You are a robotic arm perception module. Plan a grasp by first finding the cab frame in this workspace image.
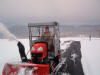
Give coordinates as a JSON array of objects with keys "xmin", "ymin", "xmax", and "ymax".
[{"xmin": 28, "ymin": 22, "xmax": 60, "ymax": 57}]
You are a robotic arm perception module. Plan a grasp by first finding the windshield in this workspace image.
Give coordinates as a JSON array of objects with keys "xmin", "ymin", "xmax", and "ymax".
[{"xmin": 30, "ymin": 27, "xmax": 54, "ymax": 40}]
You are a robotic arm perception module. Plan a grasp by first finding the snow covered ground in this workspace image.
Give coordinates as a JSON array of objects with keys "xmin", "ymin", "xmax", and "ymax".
[{"xmin": 0, "ymin": 37, "xmax": 100, "ymax": 75}]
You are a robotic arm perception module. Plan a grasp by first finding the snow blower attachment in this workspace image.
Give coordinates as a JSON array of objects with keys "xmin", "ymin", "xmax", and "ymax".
[{"xmin": 2, "ymin": 22, "xmax": 61, "ymax": 75}]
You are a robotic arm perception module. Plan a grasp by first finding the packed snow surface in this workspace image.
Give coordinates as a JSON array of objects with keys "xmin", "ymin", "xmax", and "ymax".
[{"xmin": 0, "ymin": 37, "xmax": 100, "ymax": 75}]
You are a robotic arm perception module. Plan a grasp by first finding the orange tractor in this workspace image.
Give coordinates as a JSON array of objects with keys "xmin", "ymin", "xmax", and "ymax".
[{"xmin": 2, "ymin": 22, "xmax": 62, "ymax": 75}]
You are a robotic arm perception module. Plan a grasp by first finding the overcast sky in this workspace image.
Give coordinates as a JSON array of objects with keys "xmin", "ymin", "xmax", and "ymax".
[{"xmin": 0, "ymin": 0, "xmax": 100, "ymax": 26}]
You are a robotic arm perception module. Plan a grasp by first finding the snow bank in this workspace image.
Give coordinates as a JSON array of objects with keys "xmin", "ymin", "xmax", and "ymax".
[{"xmin": 61, "ymin": 37, "xmax": 100, "ymax": 75}]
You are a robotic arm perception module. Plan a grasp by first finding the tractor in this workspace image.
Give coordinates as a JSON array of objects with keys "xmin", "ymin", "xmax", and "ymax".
[{"xmin": 2, "ymin": 22, "xmax": 62, "ymax": 75}]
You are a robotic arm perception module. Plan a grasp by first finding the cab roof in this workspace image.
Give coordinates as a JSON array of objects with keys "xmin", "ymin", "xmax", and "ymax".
[{"xmin": 28, "ymin": 22, "xmax": 58, "ymax": 27}]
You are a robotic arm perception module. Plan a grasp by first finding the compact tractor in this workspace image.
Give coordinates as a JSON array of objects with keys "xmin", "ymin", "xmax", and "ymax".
[{"xmin": 2, "ymin": 22, "xmax": 63, "ymax": 75}]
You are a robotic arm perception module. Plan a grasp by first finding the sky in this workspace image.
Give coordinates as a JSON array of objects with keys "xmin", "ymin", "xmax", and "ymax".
[{"xmin": 0, "ymin": 0, "xmax": 100, "ymax": 26}]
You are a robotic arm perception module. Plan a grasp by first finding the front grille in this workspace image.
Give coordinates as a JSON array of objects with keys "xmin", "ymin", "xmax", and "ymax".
[{"xmin": 31, "ymin": 53, "xmax": 43, "ymax": 57}]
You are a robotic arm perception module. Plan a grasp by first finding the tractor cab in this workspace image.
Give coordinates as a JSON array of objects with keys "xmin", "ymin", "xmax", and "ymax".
[{"xmin": 28, "ymin": 22, "xmax": 61, "ymax": 64}]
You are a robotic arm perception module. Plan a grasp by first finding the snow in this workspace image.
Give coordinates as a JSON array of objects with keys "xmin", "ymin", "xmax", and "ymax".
[
  {"xmin": 0, "ymin": 39, "xmax": 30, "ymax": 74},
  {"xmin": 81, "ymin": 38, "xmax": 100, "ymax": 75},
  {"xmin": 0, "ymin": 37, "xmax": 100, "ymax": 75}
]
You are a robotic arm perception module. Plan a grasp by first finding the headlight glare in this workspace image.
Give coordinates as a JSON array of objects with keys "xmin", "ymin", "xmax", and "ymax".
[
  {"xmin": 37, "ymin": 47, "xmax": 43, "ymax": 51},
  {"xmin": 31, "ymin": 47, "xmax": 35, "ymax": 51}
]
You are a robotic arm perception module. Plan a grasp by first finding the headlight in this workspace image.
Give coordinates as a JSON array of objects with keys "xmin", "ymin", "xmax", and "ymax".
[
  {"xmin": 37, "ymin": 47, "xmax": 43, "ymax": 51},
  {"xmin": 31, "ymin": 47, "xmax": 35, "ymax": 51}
]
